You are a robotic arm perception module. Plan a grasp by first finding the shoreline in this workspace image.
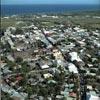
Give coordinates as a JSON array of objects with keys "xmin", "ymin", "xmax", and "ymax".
[{"xmin": 1, "ymin": 10, "xmax": 100, "ymax": 17}]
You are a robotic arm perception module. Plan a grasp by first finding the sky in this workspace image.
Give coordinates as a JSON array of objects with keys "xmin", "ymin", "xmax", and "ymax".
[{"xmin": 1, "ymin": 0, "xmax": 100, "ymax": 5}]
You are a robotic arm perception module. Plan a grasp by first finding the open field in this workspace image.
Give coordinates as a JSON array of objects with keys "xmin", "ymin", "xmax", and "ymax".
[{"xmin": 1, "ymin": 11, "xmax": 100, "ymax": 30}]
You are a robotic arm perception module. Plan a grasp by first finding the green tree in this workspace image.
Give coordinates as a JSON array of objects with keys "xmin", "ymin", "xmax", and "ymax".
[
  {"xmin": 15, "ymin": 57, "xmax": 23, "ymax": 64},
  {"xmin": 15, "ymin": 28, "xmax": 24, "ymax": 34},
  {"xmin": 25, "ymin": 85, "xmax": 33, "ymax": 98},
  {"xmin": 20, "ymin": 61, "xmax": 30, "ymax": 74},
  {"xmin": 38, "ymin": 86, "xmax": 48, "ymax": 98}
]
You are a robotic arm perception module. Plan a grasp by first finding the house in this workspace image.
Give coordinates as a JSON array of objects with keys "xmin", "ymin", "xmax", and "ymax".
[
  {"xmin": 86, "ymin": 72, "xmax": 96, "ymax": 76},
  {"xmin": 16, "ymin": 76, "xmax": 23, "ymax": 81},
  {"xmin": 38, "ymin": 96, "xmax": 44, "ymax": 100},
  {"xmin": 87, "ymin": 91, "xmax": 100, "ymax": 100},
  {"xmin": 87, "ymin": 64, "xmax": 93, "ymax": 68},
  {"xmin": 93, "ymin": 40, "xmax": 100, "ymax": 48},
  {"xmin": 5, "ymin": 36, "xmax": 15, "ymax": 49},
  {"xmin": 56, "ymin": 95, "xmax": 64, "ymax": 99},
  {"xmin": 68, "ymin": 63, "xmax": 78, "ymax": 74},
  {"xmin": 40, "ymin": 64, "xmax": 49, "ymax": 69},
  {"xmin": 53, "ymin": 49, "xmax": 63, "ymax": 60},
  {"xmin": 88, "ymin": 95, "xmax": 100, "ymax": 100},
  {"xmin": 48, "ymin": 37, "xmax": 56, "ymax": 44},
  {"xmin": 43, "ymin": 73, "xmax": 53, "ymax": 79},
  {"xmin": 69, "ymin": 52, "xmax": 82, "ymax": 62},
  {"xmin": 87, "ymin": 85, "xmax": 93, "ymax": 90},
  {"xmin": 73, "ymin": 27, "xmax": 80, "ymax": 32},
  {"xmin": 2, "ymin": 69, "xmax": 12, "ymax": 75},
  {"xmin": 7, "ymin": 55, "xmax": 15, "ymax": 62},
  {"xmin": 76, "ymin": 41, "xmax": 86, "ymax": 47},
  {"xmin": 47, "ymin": 80, "xmax": 57, "ymax": 84},
  {"xmin": 57, "ymin": 59, "xmax": 64, "ymax": 67},
  {"xmin": 69, "ymin": 92, "xmax": 77, "ymax": 98},
  {"xmin": 93, "ymin": 31, "xmax": 99, "ymax": 37}
]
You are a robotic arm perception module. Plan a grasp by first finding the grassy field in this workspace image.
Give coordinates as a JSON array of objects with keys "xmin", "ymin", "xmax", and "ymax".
[
  {"xmin": 1, "ymin": 11, "xmax": 100, "ymax": 30},
  {"xmin": 1, "ymin": 18, "xmax": 17, "ymax": 29},
  {"xmin": 1, "ymin": 17, "xmax": 27, "ymax": 30},
  {"xmin": 69, "ymin": 16, "xmax": 100, "ymax": 29}
]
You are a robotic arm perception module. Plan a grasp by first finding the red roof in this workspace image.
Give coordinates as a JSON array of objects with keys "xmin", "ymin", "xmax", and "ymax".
[
  {"xmin": 16, "ymin": 76, "xmax": 23, "ymax": 81},
  {"xmin": 69, "ymin": 92, "xmax": 77, "ymax": 98}
]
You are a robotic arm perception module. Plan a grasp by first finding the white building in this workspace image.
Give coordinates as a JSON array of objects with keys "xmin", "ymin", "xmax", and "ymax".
[
  {"xmin": 68, "ymin": 63, "xmax": 78, "ymax": 74},
  {"xmin": 40, "ymin": 64, "xmax": 49, "ymax": 69},
  {"xmin": 69, "ymin": 52, "xmax": 82, "ymax": 62}
]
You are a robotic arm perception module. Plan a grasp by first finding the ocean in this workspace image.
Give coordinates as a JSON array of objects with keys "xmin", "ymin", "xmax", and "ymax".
[{"xmin": 1, "ymin": 4, "xmax": 100, "ymax": 16}]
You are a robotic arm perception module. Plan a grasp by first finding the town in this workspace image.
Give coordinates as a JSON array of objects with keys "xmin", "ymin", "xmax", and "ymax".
[{"xmin": 1, "ymin": 13, "xmax": 100, "ymax": 100}]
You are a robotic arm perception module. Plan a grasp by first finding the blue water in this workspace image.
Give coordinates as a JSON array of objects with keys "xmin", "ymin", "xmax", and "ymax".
[{"xmin": 1, "ymin": 4, "xmax": 100, "ymax": 16}]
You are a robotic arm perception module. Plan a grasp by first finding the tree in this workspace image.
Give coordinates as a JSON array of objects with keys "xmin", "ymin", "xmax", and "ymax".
[
  {"xmin": 38, "ymin": 86, "xmax": 48, "ymax": 98},
  {"xmin": 50, "ymin": 54, "xmax": 55, "ymax": 60},
  {"xmin": 25, "ymin": 85, "xmax": 33, "ymax": 98},
  {"xmin": 4, "ymin": 42, "xmax": 12, "ymax": 53},
  {"xmin": 15, "ymin": 57, "xmax": 23, "ymax": 64},
  {"xmin": 15, "ymin": 28, "xmax": 24, "ymax": 34},
  {"xmin": 7, "ymin": 61, "xmax": 16, "ymax": 71},
  {"xmin": 1, "ymin": 91, "xmax": 13, "ymax": 100},
  {"xmin": 21, "ymin": 61, "xmax": 30, "ymax": 73}
]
